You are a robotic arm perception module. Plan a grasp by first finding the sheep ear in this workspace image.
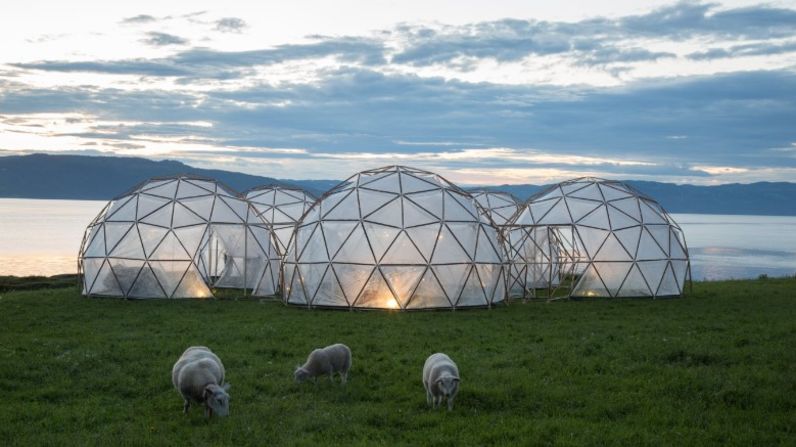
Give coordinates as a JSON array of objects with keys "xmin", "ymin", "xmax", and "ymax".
[
  {"xmin": 202, "ymin": 387, "xmax": 212, "ymax": 400},
  {"xmin": 223, "ymin": 383, "xmax": 231, "ymax": 392},
  {"xmin": 453, "ymin": 377, "xmax": 460, "ymax": 383}
]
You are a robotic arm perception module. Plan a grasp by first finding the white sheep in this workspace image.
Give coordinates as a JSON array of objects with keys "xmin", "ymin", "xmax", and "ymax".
[
  {"xmin": 422, "ymin": 353, "xmax": 460, "ymax": 411},
  {"xmin": 294, "ymin": 343, "xmax": 352, "ymax": 384},
  {"xmin": 171, "ymin": 346, "xmax": 231, "ymax": 418}
]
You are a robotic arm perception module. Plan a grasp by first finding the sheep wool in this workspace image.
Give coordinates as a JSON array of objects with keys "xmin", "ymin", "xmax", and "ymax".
[
  {"xmin": 294, "ymin": 343, "xmax": 352, "ymax": 384},
  {"xmin": 422, "ymin": 353, "xmax": 460, "ymax": 411},
  {"xmin": 172, "ymin": 346, "xmax": 231, "ymax": 418}
]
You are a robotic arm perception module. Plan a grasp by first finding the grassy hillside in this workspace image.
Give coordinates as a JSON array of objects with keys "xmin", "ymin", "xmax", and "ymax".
[{"xmin": 0, "ymin": 279, "xmax": 794, "ymax": 446}]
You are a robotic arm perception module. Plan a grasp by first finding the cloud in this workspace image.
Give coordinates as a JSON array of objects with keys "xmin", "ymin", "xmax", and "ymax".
[
  {"xmin": 391, "ymin": 2, "xmax": 796, "ymax": 67},
  {"xmin": 25, "ymin": 33, "xmax": 67, "ymax": 44},
  {"xmin": 13, "ymin": 36, "xmax": 386, "ymax": 78},
  {"xmin": 215, "ymin": 17, "xmax": 247, "ymax": 33},
  {"xmin": 620, "ymin": 2, "xmax": 796, "ymax": 39},
  {"xmin": 12, "ymin": 60, "xmax": 192, "ymax": 77},
  {"xmin": 3, "ymin": 67, "xmax": 794, "ymax": 178},
  {"xmin": 688, "ymin": 40, "xmax": 796, "ymax": 60},
  {"xmin": 3, "ymin": 2, "xmax": 796, "ymax": 183},
  {"xmin": 183, "ymin": 11, "xmax": 207, "ymax": 19},
  {"xmin": 142, "ymin": 32, "xmax": 189, "ymax": 47},
  {"xmin": 172, "ymin": 37, "xmax": 386, "ymax": 66},
  {"xmin": 11, "ymin": 2, "xmax": 796, "ymax": 85},
  {"xmin": 121, "ymin": 14, "xmax": 157, "ymax": 25}
]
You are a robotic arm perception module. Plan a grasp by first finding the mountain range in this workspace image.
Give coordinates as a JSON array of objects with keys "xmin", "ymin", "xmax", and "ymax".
[
  {"xmin": 1, "ymin": 153, "xmax": 794, "ymax": 216},
  {"xmin": 0, "ymin": 153, "xmax": 338, "ymax": 199}
]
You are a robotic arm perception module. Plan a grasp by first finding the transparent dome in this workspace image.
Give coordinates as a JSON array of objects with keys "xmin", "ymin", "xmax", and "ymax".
[
  {"xmin": 470, "ymin": 190, "xmax": 520, "ymax": 226},
  {"xmin": 245, "ymin": 186, "xmax": 316, "ymax": 256},
  {"xmin": 283, "ymin": 166, "xmax": 506, "ymax": 310},
  {"xmin": 505, "ymin": 177, "xmax": 690, "ymax": 298},
  {"xmin": 79, "ymin": 176, "xmax": 280, "ymax": 298}
]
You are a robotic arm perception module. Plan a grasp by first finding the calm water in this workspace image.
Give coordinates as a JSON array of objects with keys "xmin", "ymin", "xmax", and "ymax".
[
  {"xmin": 671, "ymin": 213, "xmax": 796, "ymax": 280},
  {"xmin": 0, "ymin": 199, "xmax": 794, "ymax": 279},
  {"xmin": 0, "ymin": 198, "xmax": 106, "ymax": 277}
]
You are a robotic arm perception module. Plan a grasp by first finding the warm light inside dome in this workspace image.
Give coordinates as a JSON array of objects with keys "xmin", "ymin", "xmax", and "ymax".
[
  {"xmin": 385, "ymin": 296, "xmax": 400, "ymax": 309},
  {"xmin": 194, "ymin": 286, "xmax": 212, "ymax": 298}
]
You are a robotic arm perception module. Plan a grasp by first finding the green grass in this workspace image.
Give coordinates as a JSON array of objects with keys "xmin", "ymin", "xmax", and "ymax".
[
  {"xmin": 0, "ymin": 274, "xmax": 78, "ymax": 292},
  {"xmin": 0, "ymin": 279, "xmax": 794, "ymax": 446}
]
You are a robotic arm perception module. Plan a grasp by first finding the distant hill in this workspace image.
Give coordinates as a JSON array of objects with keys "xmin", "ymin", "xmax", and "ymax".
[
  {"xmin": 1, "ymin": 153, "xmax": 794, "ymax": 216},
  {"xmin": 0, "ymin": 153, "xmax": 333, "ymax": 199}
]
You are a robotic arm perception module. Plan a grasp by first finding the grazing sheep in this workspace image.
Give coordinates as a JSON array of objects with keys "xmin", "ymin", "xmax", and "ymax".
[
  {"xmin": 172, "ymin": 346, "xmax": 231, "ymax": 418},
  {"xmin": 294, "ymin": 343, "xmax": 352, "ymax": 384},
  {"xmin": 422, "ymin": 353, "xmax": 460, "ymax": 411}
]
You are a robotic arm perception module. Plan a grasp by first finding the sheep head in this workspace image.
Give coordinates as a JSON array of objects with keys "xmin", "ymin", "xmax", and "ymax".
[
  {"xmin": 294, "ymin": 366, "xmax": 311, "ymax": 383},
  {"xmin": 436, "ymin": 374, "xmax": 460, "ymax": 397},
  {"xmin": 203, "ymin": 383, "xmax": 231, "ymax": 417}
]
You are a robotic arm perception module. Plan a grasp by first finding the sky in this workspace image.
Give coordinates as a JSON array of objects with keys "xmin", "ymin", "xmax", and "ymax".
[{"xmin": 1, "ymin": 0, "xmax": 795, "ymax": 185}]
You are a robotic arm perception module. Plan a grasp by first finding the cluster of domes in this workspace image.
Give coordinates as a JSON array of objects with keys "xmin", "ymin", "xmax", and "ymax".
[{"xmin": 79, "ymin": 169, "xmax": 690, "ymax": 307}]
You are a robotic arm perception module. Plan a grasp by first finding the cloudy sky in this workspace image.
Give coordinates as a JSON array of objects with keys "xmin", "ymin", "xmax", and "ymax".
[{"xmin": 1, "ymin": 0, "xmax": 795, "ymax": 185}]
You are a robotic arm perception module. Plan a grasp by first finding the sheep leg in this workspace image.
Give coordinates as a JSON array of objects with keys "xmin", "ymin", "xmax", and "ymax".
[
  {"xmin": 205, "ymin": 406, "xmax": 213, "ymax": 418},
  {"xmin": 183, "ymin": 400, "xmax": 190, "ymax": 414}
]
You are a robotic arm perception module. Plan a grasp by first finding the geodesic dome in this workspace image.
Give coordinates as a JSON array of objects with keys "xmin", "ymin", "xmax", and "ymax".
[
  {"xmin": 505, "ymin": 177, "xmax": 690, "ymax": 299},
  {"xmin": 470, "ymin": 190, "xmax": 520, "ymax": 226},
  {"xmin": 283, "ymin": 166, "xmax": 506, "ymax": 310},
  {"xmin": 245, "ymin": 185, "xmax": 316, "ymax": 256},
  {"xmin": 79, "ymin": 176, "xmax": 280, "ymax": 298}
]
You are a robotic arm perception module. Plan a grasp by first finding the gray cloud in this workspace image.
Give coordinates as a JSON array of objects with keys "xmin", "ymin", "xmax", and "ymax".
[
  {"xmin": 3, "ymin": 68, "xmax": 794, "ymax": 177},
  {"xmin": 215, "ymin": 17, "xmax": 247, "ymax": 33},
  {"xmin": 121, "ymin": 14, "xmax": 157, "ymax": 25},
  {"xmin": 183, "ymin": 11, "xmax": 207, "ymax": 19},
  {"xmin": 620, "ymin": 2, "xmax": 796, "ymax": 39},
  {"xmin": 12, "ymin": 60, "xmax": 191, "ymax": 77},
  {"xmin": 391, "ymin": 2, "xmax": 796, "ymax": 66},
  {"xmin": 577, "ymin": 47, "xmax": 676, "ymax": 66},
  {"xmin": 13, "ymin": 36, "xmax": 386, "ymax": 78},
  {"xmin": 174, "ymin": 37, "xmax": 386, "ymax": 66},
  {"xmin": 688, "ymin": 40, "xmax": 796, "ymax": 60},
  {"xmin": 142, "ymin": 32, "xmax": 189, "ymax": 47}
]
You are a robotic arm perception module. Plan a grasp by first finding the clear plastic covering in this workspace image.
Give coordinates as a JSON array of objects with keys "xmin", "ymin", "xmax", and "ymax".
[
  {"xmin": 470, "ymin": 191, "xmax": 520, "ymax": 226},
  {"xmin": 283, "ymin": 166, "xmax": 506, "ymax": 310},
  {"xmin": 505, "ymin": 177, "xmax": 690, "ymax": 298},
  {"xmin": 245, "ymin": 186, "xmax": 315, "ymax": 256},
  {"xmin": 78, "ymin": 176, "xmax": 280, "ymax": 299}
]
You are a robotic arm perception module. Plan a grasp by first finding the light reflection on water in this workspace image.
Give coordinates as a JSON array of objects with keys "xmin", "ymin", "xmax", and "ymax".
[{"xmin": 0, "ymin": 201, "xmax": 794, "ymax": 280}]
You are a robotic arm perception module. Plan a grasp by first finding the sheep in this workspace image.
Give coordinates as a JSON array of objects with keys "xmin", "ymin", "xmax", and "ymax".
[
  {"xmin": 422, "ymin": 353, "xmax": 460, "ymax": 411},
  {"xmin": 294, "ymin": 343, "xmax": 352, "ymax": 384},
  {"xmin": 171, "ymin": 346, "xmax": 231, "ymax": 418}
]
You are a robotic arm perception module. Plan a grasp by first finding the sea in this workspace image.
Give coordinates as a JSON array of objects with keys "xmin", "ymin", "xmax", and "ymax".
[{"xmin": 0, "ymin": 198, "xmax": 795, "ymax": 280}]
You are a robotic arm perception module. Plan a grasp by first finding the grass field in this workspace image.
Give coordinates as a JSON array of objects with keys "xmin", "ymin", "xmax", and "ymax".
[{"xmin": 0, "ymin": 278, "xmax": 794, "ymax": 446}]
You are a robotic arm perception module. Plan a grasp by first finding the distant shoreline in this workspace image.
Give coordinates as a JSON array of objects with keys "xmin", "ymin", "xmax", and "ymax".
[
  {"xmin": 2, "ymin": 154, "xmax": 796, "ymax": 216},
  {"xmin": 2, "ymin": 196, "xmax": 796, "ymax": 218}
]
